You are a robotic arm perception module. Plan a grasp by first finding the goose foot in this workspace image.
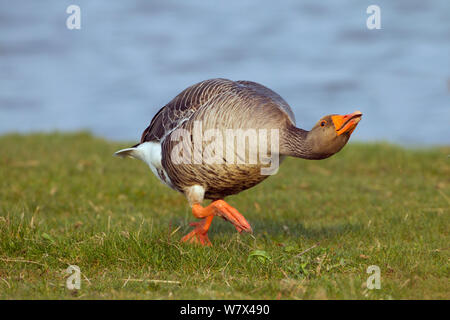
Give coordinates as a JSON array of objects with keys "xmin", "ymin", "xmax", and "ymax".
[
  {"xmin": 181, "ymin": 216, "xmax": 213, "ymax": 246},
  {"xmin": 211, "ymin": 200, "xmax": 253, "ymax": 234},
  {"xmin": 181, "ymin": 200, "xmax": 252, "ymax": 246}
]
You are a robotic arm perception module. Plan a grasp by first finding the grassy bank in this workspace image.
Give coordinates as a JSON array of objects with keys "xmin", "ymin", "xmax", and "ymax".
[{"xmin": 0, "ymin": 132, "xmax": 448, "ymax": 299}]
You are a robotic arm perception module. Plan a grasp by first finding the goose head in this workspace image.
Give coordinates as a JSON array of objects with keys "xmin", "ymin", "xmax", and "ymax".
[{"xmin": 306, "ymin": 110, "xmax": 362, "ymax": 159}]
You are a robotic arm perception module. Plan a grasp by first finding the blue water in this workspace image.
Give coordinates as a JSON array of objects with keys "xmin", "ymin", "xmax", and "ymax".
[{"xmin": 0, "ymin": 0, "xmax": 449, "ymax": 145}]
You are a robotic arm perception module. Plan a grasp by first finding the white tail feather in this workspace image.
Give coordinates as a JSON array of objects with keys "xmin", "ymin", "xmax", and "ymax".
[
  {"xmin": 114, "ymin": 142, "xmax": 171, "ymax": 187},
  {"xmin": 114, "ymin": 147, "xmax": 143, "ymax": 160},
  {"xmin": 114, "ymin": 142, "xmax": 161, "ymax": 165}
]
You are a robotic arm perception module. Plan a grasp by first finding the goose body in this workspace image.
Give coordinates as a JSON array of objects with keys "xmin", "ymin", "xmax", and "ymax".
[{"xmin": 116, "ymin": 78, "xmax": 362, "ymax": 245}]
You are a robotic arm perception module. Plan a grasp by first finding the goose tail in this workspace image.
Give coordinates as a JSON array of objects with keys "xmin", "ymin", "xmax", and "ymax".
[{"xmin": 114, "ymin": 144, "xmax": 144, "ymax": 161}]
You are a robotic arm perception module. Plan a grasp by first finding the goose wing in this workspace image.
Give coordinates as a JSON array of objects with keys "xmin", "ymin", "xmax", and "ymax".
[
  {"xmin": 235, "ymin": 80, "xmax": 296, "ymax": 125},
  {"xmin": 139, "ymin": 78, "xmax": 295, "ymax": 143},
  {"xmin": 139, "ymin": 78, "xmax": 236, "ymax": 143}
]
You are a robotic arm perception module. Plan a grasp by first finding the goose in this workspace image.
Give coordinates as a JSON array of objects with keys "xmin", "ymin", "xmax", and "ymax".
[{"xmin": 115, "ymin": 78, "xmax": 362, "ymax": 246}]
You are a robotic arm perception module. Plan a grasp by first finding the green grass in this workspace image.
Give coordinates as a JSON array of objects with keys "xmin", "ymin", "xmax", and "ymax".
[{"xmin": 0, "ymin": 132, "xmax": 448, "ymax": 299}]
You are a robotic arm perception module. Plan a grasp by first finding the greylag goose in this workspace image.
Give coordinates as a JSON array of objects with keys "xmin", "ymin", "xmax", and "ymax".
[{"xmin": 115, "ymin": 78, "xmax": 362, "ymax": 245}]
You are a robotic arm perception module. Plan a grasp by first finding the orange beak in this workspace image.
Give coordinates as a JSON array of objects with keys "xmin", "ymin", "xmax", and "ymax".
[{"xmin": 331, "ymin": 111, "xmax": 362, "ymax": 136}]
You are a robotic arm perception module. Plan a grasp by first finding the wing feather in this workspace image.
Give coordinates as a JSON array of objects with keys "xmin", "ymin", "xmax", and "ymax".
[{"xmin": 139, "ymin": 78, "xmax": 295, "ymax": 143}]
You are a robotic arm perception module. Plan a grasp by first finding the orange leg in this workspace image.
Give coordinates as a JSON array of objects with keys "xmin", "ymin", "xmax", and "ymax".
[{"xmin": 181, "ymin": 200, "xmax": 252, "ymax": 246}]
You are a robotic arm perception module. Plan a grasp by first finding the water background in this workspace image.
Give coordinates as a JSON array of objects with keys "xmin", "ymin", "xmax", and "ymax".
[{"xmin": 1, "ymin": 0, "xmax": 449, "ymax": 145}]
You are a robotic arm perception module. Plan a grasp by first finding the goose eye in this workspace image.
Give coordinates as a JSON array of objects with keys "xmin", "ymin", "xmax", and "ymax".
[{"xmin": 320, "ymin": 120, "xmax": 327, "ymax": 127}]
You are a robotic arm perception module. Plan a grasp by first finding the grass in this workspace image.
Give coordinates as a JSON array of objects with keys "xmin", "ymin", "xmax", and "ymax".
[{"xmin": 0, "ymin": 132, "xmax": 448, "ymax": 299}]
